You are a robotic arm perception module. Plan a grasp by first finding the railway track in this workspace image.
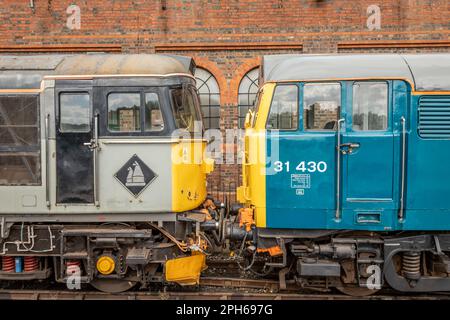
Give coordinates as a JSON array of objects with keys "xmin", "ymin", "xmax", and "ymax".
[
  {"xmin": 0, "ymin": 276, "xmax": 449, "ymax": 300},
  {"xmin": 0, "ymin": 288, "xmax": 448, "ymax": 300}
]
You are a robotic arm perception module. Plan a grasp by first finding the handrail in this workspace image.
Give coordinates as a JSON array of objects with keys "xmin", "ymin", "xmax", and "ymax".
[
  {"xmin": 93, "ymin": 114, "xmax": 100, "ymax": 207},
  {"xmin": 335, "ymin": 118, "xmax": 345, "ymax": 221},
  {"xmin": 45, "ymin": 114, "xmax": 50, "ymax": 208},
  {"xmin": 399, "ymin": 116, "xmax": 406, "ymax": 221}
]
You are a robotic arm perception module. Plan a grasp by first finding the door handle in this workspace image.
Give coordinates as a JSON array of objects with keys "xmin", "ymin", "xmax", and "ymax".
[
  {"xmin": 339, "ymin": 142, "xmax": 360, "ymax": 154},
  {"xmin": 83, "ymin": 139, "xmax": 98, "ymax": 151}
]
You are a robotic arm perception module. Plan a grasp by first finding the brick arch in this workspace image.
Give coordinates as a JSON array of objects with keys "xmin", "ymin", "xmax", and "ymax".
[
  {"xmin": 229, "ymin": 57, "xmax": 261, "ymax": 105},
  {"xmin": 192, "ymin": 56, "xmax": 228, "ymax": 106}
]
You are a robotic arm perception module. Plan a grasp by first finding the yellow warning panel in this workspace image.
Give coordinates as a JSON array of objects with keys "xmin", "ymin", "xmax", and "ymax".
[{"xmin": 165, "ymin": 253, "xmax": 206, "ymax": 286}]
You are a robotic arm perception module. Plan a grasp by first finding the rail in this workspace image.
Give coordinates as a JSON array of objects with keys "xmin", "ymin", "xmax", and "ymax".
[{"xmin": 0, "ymin": 280, "xmax": 449, "ymax": 300}]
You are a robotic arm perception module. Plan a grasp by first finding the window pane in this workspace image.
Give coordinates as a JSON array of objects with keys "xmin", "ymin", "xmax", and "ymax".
[
  {"xmin": 199, "ymin": 94, "xmax": 210, "ymax": 107},
  {"xmin": 0, "ymin": 127, "xmax": 38, "ymax": 146},
  {"xmin": 0, "ymin": 154, "xmax": 40, "ymax": 185},
  {"xmin": 0, "ymin": 95, "xmax": 41, "ymax": 185},
  {"xmin": 195, "ymin": 68, "xmax": 220, "ymax": 129},
  {"xmin": 60, "ymin": 93, "xmax": 90, "ymax": 132},
  {"xmin": 210, "ymin": 94, "xmax": 220, "ymax": 107},
  {"xmin": 238, "ymin": 68, "xmax": 259, "ymax": 128},
  {"xmin": 171, "ymin": 87, "xmax": 201, "ymax": 133},
  {"xmin": 0, "ymin": 95, "xmax": 39, "ymax": 146},
  {"xmin": 353, "ymin": 82, "xmax": 388, "ymax": 131},
  {"xmin": 195, "ymin": 68, "xmax": 219, "ymax": 94},
  {"xmin": 0, "ymin": 97, "xmax": 37, "ymax": 126},
  {"xmin": 239, "ymin": 92, "xmax": 257, "ymax": 107},
  {"xmin": 210, "ymin": 106, "xmax": 220, "ymax": 117},
  {"xmin": 144, "ymin": 93, "xmax": 164, "ymax": 131},
  {"xmin": 239, "ymin": 106, "xmax": 250, "ymax": 118},
  {"xmin": 201, "ymin": 106, "xmax": 210, "ymax": 117},
  {"xmin": 239, "ymin": 117, "xmax": 246, "ymax": 129},
  {"xmin": 108, "ymin": 93, "xmax": 141, "ymax": 132},
  {"xmin": 266, "ymin": 85, "xmax": 298, "ymax": 130},
  {"xmin": 303, "ymin": 83, "xmax": 341, "ymax": 131},
  {"xmin": 210, "ymin": 117, "xmax": 220, "ymax": 129}
]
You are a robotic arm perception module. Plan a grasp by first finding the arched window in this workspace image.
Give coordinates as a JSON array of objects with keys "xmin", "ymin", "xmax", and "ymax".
[
  {"xmin": 194, "ymin": 68, "xmax": 220, "ymax": 129},
  {"xmin": 238, "ymin": 68, "xmax": 259, "ymax": 128}
]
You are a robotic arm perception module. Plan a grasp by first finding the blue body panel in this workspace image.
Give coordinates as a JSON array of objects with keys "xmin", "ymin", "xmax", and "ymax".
[
  {"xmin": 402, "ymin": 95, "xmax": 450, "ymax": 230},
  {"xmin": 265, "ymin": 80, "xmax": 450, "ymax": 231}
]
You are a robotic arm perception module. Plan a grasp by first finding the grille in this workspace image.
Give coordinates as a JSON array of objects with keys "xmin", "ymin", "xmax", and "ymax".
[{"xmin": 418, "ymin": 96, "xmax": 450, "ymax": 138}]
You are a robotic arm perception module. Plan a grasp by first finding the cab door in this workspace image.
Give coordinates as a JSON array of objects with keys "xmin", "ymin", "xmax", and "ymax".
[
  {"xmin": 55, "ymin": 84, "xmax": 95, "ymax": 204},
  {"xmin": 265, "ymin": 82, "xmax": 343, "ymax": 229},
  {"xmin": 340, "ymin": 81, "xmax": 399, "ymax": 229}
]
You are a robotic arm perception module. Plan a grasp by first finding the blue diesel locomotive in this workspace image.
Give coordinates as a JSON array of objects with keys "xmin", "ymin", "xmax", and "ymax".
[{"xmin": 233, "ymin": 54, "xmax": 450, "ymax": 295}]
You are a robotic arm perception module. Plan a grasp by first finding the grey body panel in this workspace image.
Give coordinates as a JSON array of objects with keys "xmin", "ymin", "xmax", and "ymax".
[
  {"xmin": 0, "ymin": 83, "xmax": 173, "ymax": 214},
  {"xmin": 0, "ymin": 71, "xmax": 48, "ymax": 89},
  {"xmin": 0, "ymin": 54, "xmax": 198, "ymax": 221},
  {"xmin": 54, "ymin": 54, "xmax": 194, "ymax": 75},
  {"xmin": 403, "ymin": 54, "xmax": 450, "ymax": 91},
  {"xmin": 0, "ymin": 55, "xmax": 67, "ymax": 89},
  {"xmin": 0, "ymin": 54, "xmax": 195, "ymax": 89},
  {"xmin": 0, "ymin": 213, "xmax": 176, "ymax": 223},
  {"xmin": 0, "ymin": 55, "xmax": 66, "ymax": 70},
  {"xmin": 262, "ymin": 54, "xmax": 450, "ymax": 91},
  {"xmin": 96, "ymin": 139, "xmax": 172, "ymax": 212}
]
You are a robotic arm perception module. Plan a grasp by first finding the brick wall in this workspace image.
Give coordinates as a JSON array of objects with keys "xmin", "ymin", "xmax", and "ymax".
[{"xmin": 0, "ymin": 0, "xmax": 449, "ymax": 199}]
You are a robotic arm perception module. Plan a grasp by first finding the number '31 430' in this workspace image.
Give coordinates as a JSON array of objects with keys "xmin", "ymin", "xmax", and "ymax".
[{"xmin": 273, "ymin": 161, "xmax": 327, "ymax": 173}]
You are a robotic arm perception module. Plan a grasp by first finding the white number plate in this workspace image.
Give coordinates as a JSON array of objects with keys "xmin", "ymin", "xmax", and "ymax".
[{"xmin": 273, "ymin": 161, "xmax": 327, "ymax": 173}]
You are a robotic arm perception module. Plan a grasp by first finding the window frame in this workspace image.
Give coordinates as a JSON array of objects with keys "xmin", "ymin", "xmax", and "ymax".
[
  {"xmin": 351, "ymin": 80, "xmax": 390, "ymax": 132},
  {"xmin": 251, "ymin": 88, "xmax": 263, "ymax": 128},
  {"xmin": 0, "ymin": 94, "xmax": 41, "ymax": 186},
  {"xmin": 100, "ymin": 86, "xmax": 168, "ymax": 137},
  {"xmin": 302, "ymin": 82, "xmax": 342, "ymax": 132},
  {"xmin": 265, "ymin": 83, "xmax": 300, "ymax": 131},
  {"xmin": 107, "ymin": 91, "xmax": 142, "ymax": 133},
  {"xmin": 59, "ymin": 91, "xmax": 92, "ymax": 133},
  {"xmin": 144, "ymin": 91, "xmax": 165, "ymax": 132},
  {"xmin": 194, "ymin": 68, "xmax": 220, "ymax": 130},
  {"xmin": 169, "ymin": 84, "xmax": 203, "ymax": 134},
  {"xmin": 238, "ymin": 68, "xmax": 260, "ymax": 129}
]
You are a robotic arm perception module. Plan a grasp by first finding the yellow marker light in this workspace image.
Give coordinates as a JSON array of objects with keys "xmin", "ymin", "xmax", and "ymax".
[{"xmin": 96, "ymin": 256, "xmax": 115, "ymax": 275}]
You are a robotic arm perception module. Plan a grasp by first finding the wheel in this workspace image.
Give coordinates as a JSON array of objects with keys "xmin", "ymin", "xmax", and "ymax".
[
  {"xmin": 336, "ymin": 285, "xmax": 381, "ymax": 297},
  {"xmin": 90, "ymin": 279, "xmax": 137, "ymax": 293},
  {"xmin": 335, "ymin": 232, "xmax": 384, "ymax": 297}
]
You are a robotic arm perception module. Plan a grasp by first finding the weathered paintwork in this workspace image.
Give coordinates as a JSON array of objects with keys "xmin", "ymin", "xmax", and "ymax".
[{"xmin": 0, "ymin": 54, "xmax": 211, "ymax": 220}]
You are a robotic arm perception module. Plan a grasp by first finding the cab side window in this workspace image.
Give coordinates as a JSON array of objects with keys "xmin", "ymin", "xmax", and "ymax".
[
  {"xmin": 266, "ymin": 84, "xmax": 298, "ymax": 130},
  {"xmin": 145, "ymin": 92, "xmax": 164, "ymax": 131},
  {"xmin": 303, "ymin": 83, "xmax": 341, "ymax": 131},
  {"xmin": 352, "ymin": 82, "xmax": 388, "ymax": 131},
  {"xmin": 60, "ymin": 92, "xmax": 90, "ymax": 132},
  {"xmin": 107, "ymin": 93, "xmax": 141, "ymax": 132}
]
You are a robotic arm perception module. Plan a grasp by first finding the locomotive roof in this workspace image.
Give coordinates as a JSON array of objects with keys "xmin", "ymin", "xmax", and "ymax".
[
  {"xmin": 0, "ymin": 54, "xmax": 195, "ymax": 89},
  {"xmin": 262, "ymin": 54, "xmax": 450, "ymax": 92}
]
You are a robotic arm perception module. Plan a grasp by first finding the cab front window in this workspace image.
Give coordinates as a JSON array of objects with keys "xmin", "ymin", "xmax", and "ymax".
[
  {"xmin": 266, "ymin": 84, "xmax": 299, "ymax": 130},
  {"xmin": 171, "ymin": 86, "xmax": 202, "ymax": 134}
]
